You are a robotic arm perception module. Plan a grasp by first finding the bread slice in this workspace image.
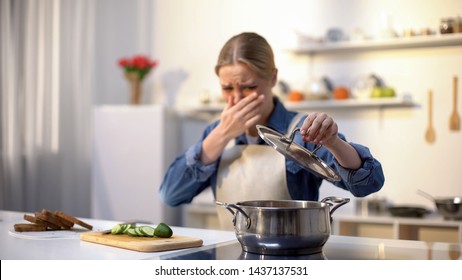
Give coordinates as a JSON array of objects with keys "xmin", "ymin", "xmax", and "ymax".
[
  {"xmin": 34, "ymin": 212, "xmax": 62, "ymax": 230},
  {"xmin": 14, "ymin": 209, "xmax": 93, "ymax": 232},
  {"xmin": 14, "ymin": 223, "xmax": 47, "ymax": 232},
  {"xmin": 24, "ymin": 214, "xmax": 55, "ymax": 229},
  {"xmin": 55, "ymin": 210, "xmax": 93, "ymax": 230},
  {"xmin": 22, "ymin": 214, "xmax": 52, "ymax": 230},
  {"xmin": 42, "ymin": 209, "xmax": 73, "ymax": 229}
]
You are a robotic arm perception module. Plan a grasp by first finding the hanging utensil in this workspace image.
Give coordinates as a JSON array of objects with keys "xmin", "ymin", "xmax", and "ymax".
[
  {"xmin": 449, "ymin": 76, "xmax": 460, "ymax": 131},
  {"xmin": 425, "ymin": 90, "xmax": 436, "ymax": 143},
  {"xmin": 417, "ymin": 189, "xmax": 436, "ymax": 202}
]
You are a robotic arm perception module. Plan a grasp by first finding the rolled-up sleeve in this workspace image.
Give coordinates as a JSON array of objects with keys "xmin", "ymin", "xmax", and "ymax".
[
  {"xmin": 333, "ymin": 143, "xmax": 385, "ymax": 197},
  {"xmin": 185, "ymin": 142, "xmax": 219, "ymax": 180},
  {"xmin": 159, "ymin": 125, "xmax": 219, "ymax": 207}
]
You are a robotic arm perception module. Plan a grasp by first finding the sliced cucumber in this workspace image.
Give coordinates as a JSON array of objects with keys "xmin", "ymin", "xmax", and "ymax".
[
  {"xmin": 140, "ymin": 226, "xmax": 155, "ymax": 237},
  {"xmin": 111, "ymin": 224, "xmax": 123, "ymax": 234},
  {"xmin": 112, "ymin": 222, "xmax": 173, "ymax": 238},
  {"xmin": 121, "ymin": 224, "xmax": 133, "ymax": 234},
  {"xmin": 127, "ymin": 228, "xmax": 137, "ymax": 237},
  {"xmin": 119, "ymin": 224, "xmax": 128, "ymax": 233},
  {"xmin": 134, "ymin": 226, "xmax": 145, "ymax": 237},
  {"xmin": 111, "ymin": 224, "xmax": 132, "ymax": 235}
]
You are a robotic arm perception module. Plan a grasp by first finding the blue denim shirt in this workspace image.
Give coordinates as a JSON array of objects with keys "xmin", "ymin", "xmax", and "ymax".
[{"xmin": 160, "ymin": 98, "xmax": 385, "ymax": 206}]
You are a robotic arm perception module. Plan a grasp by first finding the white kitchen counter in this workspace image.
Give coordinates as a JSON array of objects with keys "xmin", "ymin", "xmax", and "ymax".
[
  {"xmin": 2, "ymin": 210, "xmax": 461, "ymax": 260},
  {"xmin": 0, "ymin": 210, "xmax": 236, "ymax": 260}
]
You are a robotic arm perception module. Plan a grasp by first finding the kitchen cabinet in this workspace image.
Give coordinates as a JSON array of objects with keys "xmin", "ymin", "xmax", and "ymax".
[
  {"xmin": 183, "ymin": 203, "xmax": 221, "ymax": 230},
  {"xmin": 333, "ymin": 215, "xmax": 462, "ymax": 243},
  {"xmin": 182, "ymin": 189, "xmax": 221, "ymax": 230}
]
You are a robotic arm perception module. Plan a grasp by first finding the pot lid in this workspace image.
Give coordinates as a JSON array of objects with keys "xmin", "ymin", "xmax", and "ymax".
[{"xmin": 256, "ymin": 125, "xmax": 341, "ymax": 182}]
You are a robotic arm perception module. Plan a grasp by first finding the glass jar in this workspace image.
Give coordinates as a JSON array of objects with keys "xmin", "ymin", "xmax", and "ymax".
[
  {"xmin": 454, "ymin": 16, "xmax": 462, "ymax": 33},
  {"xmin": 440, "ymin": 18, "xmax": 454, "ymax": 34}
]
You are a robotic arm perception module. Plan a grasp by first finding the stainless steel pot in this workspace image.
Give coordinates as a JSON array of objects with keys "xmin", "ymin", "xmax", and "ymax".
[
  {"xmin": 216, "ymin": 196, "xmax": 349, "ymax": 255},
  {"xmin": 435, "ymin": 197, "xmax": 462, "ymax": 220},
  {"xmin": 418, "ymin": 190, "xmax": 462, "ymax": 220}
]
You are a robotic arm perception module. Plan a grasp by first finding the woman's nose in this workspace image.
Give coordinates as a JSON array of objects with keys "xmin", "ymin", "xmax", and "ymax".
[{"xmin": 232, "ymin": 90, "xmax": 244, "ymax": 102}]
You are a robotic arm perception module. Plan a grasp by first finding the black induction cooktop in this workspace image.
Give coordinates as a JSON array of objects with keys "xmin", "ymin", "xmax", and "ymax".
[
  {"xmin": 157, "ymin": 235, "xmax": 437, "ymax": 260},
  {"xmin": 160, "ymin": 240, "xmax": 327, "ymax": 260}
]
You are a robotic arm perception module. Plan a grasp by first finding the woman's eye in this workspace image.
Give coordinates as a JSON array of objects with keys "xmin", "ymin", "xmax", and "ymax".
[
  {"xmin": 222, "ymin": 87, "xmax": 232, "ymax": 92},
  {"xmin": 242, "ymin": 86, "xmax": 257, "ymax": 95}
]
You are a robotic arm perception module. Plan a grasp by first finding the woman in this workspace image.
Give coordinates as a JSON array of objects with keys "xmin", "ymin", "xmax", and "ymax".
[{"xmin": 160, "ymin": 32, "xmax": 384, "ymax": 228}]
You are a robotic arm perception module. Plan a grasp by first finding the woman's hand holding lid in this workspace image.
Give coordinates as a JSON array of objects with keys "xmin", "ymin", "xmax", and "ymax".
[
  {"xmin": 300, "ymin": 112, "xmax": 362, "ymax": 170},
  {"xmin": 299, "ymin": 112, "xmax": 338, "ymax": 147}
]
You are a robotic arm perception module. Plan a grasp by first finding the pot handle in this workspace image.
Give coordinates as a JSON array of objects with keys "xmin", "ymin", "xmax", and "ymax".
[
  {"xmin": 215, "ymin": 201, "xmax": 251, "ymax": 229},
  {"xmin": 321, "ymin": 196, "xmax": 350, "ymax": 216}
]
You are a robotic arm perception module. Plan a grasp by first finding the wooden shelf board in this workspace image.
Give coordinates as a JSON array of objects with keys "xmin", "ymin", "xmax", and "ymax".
[
  {"xmin": 180, "ymin": 97, "xmax": 417, "ymax": 118},
  {"xmin": 292, "ymin": 33, "xmax": 462, "ymax": 55}
]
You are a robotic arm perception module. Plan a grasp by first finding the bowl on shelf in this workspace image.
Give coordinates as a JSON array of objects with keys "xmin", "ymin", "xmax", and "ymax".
[{"xmin": 434, "ymin": 197, "xmax": 462, "ymax": 221}]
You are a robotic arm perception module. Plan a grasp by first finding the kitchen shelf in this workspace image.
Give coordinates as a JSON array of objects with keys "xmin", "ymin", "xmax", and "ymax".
[
  {"xmin": 333, "ymin": 215, "xmax": 462, "ymax": 243},
  {"xmin": 292, "ymin": 33, "xmax": 462, "ymax": 55},
  {"xmin": 284, "ymin": 96, "xmax": 416, "ymax": 110},
  {"xmin": 179, "ymin": 96, "xmax": 417, "ymax": 119}
]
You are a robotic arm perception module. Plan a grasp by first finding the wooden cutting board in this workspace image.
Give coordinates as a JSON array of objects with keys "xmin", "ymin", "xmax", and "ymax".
[{"xmin": 80, "ymin": 231, "xmax": 203, "ymax": 252}]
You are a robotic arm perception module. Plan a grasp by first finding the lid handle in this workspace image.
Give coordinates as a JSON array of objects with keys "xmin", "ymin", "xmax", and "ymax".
[{"xmin": 284, "ymin": 127, "xmax": 322, "ymax": 154}]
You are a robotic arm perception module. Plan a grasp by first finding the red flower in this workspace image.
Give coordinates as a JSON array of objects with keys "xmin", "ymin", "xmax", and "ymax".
[
  {"xmin": 118, "ymin": 58, "xmax": 130, "ymax": 67},
  {"xmin": 118, "ymin": 54, "xmax": 158, "ymax": 80},
  {"xmin": 133, "ymin": 55, "xmax": 149, "ymax": 68}
]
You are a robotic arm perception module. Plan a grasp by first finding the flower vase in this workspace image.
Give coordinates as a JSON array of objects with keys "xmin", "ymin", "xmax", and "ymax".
[{"xmin": 125, "ymin": 72, "xmax": 142, "ymax": 105}]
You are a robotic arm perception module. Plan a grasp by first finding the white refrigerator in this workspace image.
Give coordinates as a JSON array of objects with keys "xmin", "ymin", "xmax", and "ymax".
[{"xmin": 91, "ymin": 105, "xmax": 181, "ymax": 225}]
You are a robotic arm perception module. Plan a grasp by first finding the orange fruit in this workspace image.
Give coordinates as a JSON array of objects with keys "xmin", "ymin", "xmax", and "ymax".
[
  {"xmin": 288, "ymin": 90, "xmax": 304, "ymax": 102},
  {"xmin": 333, "ymin": 87, "xmax": 349, "ymax": 100}
]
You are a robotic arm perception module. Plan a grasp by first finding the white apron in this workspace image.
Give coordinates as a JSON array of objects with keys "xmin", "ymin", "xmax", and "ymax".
[{"xmin": 215, "ymin": 114, "xmax": 304, "ymax": 230}]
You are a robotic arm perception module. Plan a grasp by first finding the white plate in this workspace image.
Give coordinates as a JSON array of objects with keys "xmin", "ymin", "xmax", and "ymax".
[{"xmin": 8, "ymin": 228, "xmax": 98, "ymax": 240}]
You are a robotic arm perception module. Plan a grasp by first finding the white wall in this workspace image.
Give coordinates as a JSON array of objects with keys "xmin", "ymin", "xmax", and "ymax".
[
  {"xmin": 94, "ymin": 0, "xmax": 155, "ymax": 105},
  {"xmin": 151, "ymin": 0, "xmax": 462, "ymax": 212}
]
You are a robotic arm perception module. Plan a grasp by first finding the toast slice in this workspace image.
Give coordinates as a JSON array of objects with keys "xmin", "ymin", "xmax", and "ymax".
[
  {"xmin": 42, "ymin": 209, "xmax": 73, "ymax": 229},
  {"xmin": 34, "ymin": 212, "xmax": 62, "ymax": 230},
  {"xmin": 14, "ymin": 223, "xmax": 47, "ymax": 232},
  {"xmin": 55, "ymin": 210, "xmax": 93, "ymax": 230},
  {"xmin": 14, "ymin": 209, "xmax": 93, "ymax": 232},
  {"xmin": 24, "ymin": 214, "xmax": 56, "ymax": 230}
]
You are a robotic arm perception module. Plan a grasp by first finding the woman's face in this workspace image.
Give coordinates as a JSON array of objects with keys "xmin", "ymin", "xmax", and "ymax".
[{"xmin": 218, "ymin": 63, "xmax": 276, "ymax": 116}]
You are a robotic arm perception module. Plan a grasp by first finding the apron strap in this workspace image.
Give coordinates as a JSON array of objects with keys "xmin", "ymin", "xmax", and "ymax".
[{"xmin": 288, "ymin": 112, "xmax": 306, "ymax": 134}]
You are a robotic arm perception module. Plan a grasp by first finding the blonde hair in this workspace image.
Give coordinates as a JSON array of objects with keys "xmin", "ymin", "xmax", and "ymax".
[{"xmin": 215, "ymin": 32, "xmax": 276, "ymax": 80}]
